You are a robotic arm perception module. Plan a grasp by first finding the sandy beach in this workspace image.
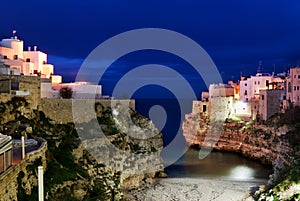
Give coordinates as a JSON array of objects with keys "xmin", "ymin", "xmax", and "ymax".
[{"xmin": 127, "ymin": 178, "xmax": 268, "ymax": 201}]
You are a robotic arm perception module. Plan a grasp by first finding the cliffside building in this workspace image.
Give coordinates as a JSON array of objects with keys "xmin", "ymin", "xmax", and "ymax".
[
  {"xmin": 0, "ymin": 35, "xmax": 62, "ymax": 82},
  {"xmin": 0, "ymin": 32, "xmax": 102, "ymax": 100},
  {"xmin": 285, "ymin": 67, "xmax": 300, "ymax": 107},
  {"xmin": 0, "ymin": 134, "xmax": 12, "ymax": 174}
]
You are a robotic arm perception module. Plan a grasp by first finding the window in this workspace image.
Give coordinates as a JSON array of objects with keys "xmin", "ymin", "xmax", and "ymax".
[
  {"xmin": 298, "ymin": 86, "xmax": 300, "ymax": 90},
  {"xmin": 26, "ymin": 58, "xmax": 30, "ymax": 62},
  {"xmin": 254, "ymin": 81, "xmax": 256, "ymax": 85},
  {"xmin": 203, "ymin": 105, "xmax": 207, "ymax": 112},
  {"xmin": 298, "ymin": 75, "xmax": 300, "ymax": 79},
  {"xmin": 43, "ymin": 61, "xmax": 46, "ymax": 64},
  {"xmin": 13, "ymin": 55, "xmax": 18, "ymax": 60},
  {"xmin": 261, "ymin": 95, "xmax": 265, "ymax": 100},
  {"xmin": 11, "ymin": 82, "xmax": 19, "ymax": 90},
  {"xmin": 245, "ymin": 83, "xmax": 247, "ymax": 86},
  {"xmin": 288, "ymin": 82, "xmax": 292, "ymax": 92},
  {"xmin": 3, "ymin": 55, "xmax": 7, "ymax": 59},
  {"xmin": 258, "ymin": 81, "xmax": 260, "ymax": 85},
  {"xmin": 266, "ymin": 80, "xmax": 269, "ymax": 87},
  {"xmin": 244, "ymin": 90, "xmax": 247, "ymax": 95}
]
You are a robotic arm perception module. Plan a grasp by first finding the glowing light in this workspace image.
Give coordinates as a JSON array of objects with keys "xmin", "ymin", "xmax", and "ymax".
[{"xmin": 229, "ymin": 165, "xmax": 254, "ymax": 180}]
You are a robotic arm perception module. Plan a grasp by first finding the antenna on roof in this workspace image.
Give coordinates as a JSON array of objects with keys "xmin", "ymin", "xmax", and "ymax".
[
  {"xmin": 257, "ymin": 60, "xmax": 263, "ymax": 73},
  {"xmin": 12, "ymin": 30, "xmax": 16, "ymax": 37}
]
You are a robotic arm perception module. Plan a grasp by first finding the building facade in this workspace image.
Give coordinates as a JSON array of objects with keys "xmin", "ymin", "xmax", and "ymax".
[
  {"xmin": 0, "ymin": 134, "xmax": 12, "ymax": 174},
  {"xmin": 259, "ymin": 89, "xmax": 284, "ymax": 120},
  {"xmin": 285, "ymin": 67, "xmax": 300, "ymax": 107},
  {"xmin": 0, "ymin": 36, "xmax": 62, "ymax": 81}
]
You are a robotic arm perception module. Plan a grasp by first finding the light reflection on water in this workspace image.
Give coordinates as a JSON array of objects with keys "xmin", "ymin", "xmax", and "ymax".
[
  {"xmin": 165, "ymin": 147, "xmax": 272, "ymax": 181},
  {"xmin": 229, "ymin": 166, "xmax": 255, "ymax": 180}
]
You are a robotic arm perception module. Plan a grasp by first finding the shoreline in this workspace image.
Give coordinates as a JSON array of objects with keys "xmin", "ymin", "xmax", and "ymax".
[{"xmin": 126, "ymin": 177, "xmax": 268, "ymax": 201}]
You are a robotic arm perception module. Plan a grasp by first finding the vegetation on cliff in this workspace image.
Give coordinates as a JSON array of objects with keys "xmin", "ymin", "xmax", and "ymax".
[
  {"xmin": 256, "ymin": 107, "xmax": 300, "ymax": 201},
  {"xmin": 0, "ymin": 97, "xmax": 163, "ymax": 201},
  {"xmin": 183, "ymin": 106, "xmax": 300, "ymax": 200}
]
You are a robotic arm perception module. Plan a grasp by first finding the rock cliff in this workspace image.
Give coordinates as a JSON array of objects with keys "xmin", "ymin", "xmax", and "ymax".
[
  {"xmin": 183, "ymin": 108, "xmax": 300, "ymax": 199},
  {"xmin": 0, "ymin": 98, "xmax": 164, "ymax": 200}
]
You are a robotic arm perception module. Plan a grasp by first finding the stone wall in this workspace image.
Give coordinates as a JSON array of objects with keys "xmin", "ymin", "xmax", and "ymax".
[
  {"xmin": 0, "ymin": 75, "xmax": 41, "ymax": 111},
  {"xmin": 40, "ymin": 99, "xmax": 135, "ymax": 124},
  {"xmin": 0, "ymin": 138, "xmax": 47, "ymax": 201}
]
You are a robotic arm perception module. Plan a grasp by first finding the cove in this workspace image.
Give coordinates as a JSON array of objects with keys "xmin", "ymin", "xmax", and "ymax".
[{"xmin": 165, "ymin": 147, "xmax": 272, "ymax": 181}]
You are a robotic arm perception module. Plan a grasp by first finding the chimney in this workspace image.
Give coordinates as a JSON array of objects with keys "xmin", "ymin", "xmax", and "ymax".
[
  {"xmin": 34, "ymin": 46, "xmax": 37, "ymax": 51},
  {"xmin": 28, "ymin": 46, "xmax": 31, "ymax": 51}
]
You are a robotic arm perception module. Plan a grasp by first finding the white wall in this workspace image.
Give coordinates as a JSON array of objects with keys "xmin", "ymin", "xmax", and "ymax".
[
  {"xmin": 23, "ymin": 51, "xmax": 47, "ymax": 73},
  {"xmin": 0, "ymin": 38, "xmax": 24, "ymax": 59}
]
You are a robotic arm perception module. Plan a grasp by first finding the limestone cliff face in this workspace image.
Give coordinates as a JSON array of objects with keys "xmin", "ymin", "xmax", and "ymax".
[
  {"xmin": 183, "ymin": 109, "xmax": 300, "ymax": 200},
  {"xmin": 77, "ymin": 104, "xmax": 164, "ymax": 190},
  {"xmin": 183, "ymin": 112, "xmax": 295, "ymax": 178},
  {"xmin": 0, "ymin": 98, "xmax": 164, "ymax": 200}
]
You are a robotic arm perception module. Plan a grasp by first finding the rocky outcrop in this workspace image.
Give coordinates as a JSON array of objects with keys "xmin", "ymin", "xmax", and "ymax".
[
  {"xmin": 183, "ymin": 112, "xmax": 293, "ymax": 167},
  {"xmin": 0, "ymin": 98, "xmax": 164, "ymax": 200},
  {"xmin": 183, "ymin": 109, "xmax": 300, "ymax": 199}
]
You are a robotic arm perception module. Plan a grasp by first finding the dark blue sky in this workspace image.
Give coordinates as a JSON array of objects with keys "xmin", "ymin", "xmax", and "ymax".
[{"xmin": 1, "ymin": 0, "xmax": 300, "ymax": 98}]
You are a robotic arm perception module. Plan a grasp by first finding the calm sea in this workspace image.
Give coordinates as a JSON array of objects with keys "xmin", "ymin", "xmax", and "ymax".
[{"xmin": 135, "ymin": 98, "xmax": 272, "ymax": 181}]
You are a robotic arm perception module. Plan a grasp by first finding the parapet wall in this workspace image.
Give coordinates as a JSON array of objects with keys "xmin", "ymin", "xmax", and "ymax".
[
  {"xmin": 0, "ymin": 138, "xmax": 47, "ymax": 201},
  {"xmin": 0, "ymin": 75, "xmax": 41, "ymax": 110},
  {"xmin": 40, "ymin": 99, "xmax": 136, "ymax": 124}
]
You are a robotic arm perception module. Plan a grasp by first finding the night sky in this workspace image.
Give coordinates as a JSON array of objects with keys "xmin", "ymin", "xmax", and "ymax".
[{"xmin": 1, "ymin": 0, "xmax": 300, "ymax": 98}]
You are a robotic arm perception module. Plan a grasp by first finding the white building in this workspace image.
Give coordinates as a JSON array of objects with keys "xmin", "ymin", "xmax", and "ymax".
[
  {"xmin": 52, "ymin": 82, "xmax": 102, "ymax": 99},
  {"xmin": 239, "ymin": 73, "xmax": 285, "ymax": 102},
  {"xmin": 0, "ymin": 35, "xmax": 61, "ymax": 82},
  {"xmin": 0, "ymin": 32, "xmax": 102, "ymax": 99},
  {"xmin": 240, "ymin": 73, "xmax": 273, "ymax": 101}
]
